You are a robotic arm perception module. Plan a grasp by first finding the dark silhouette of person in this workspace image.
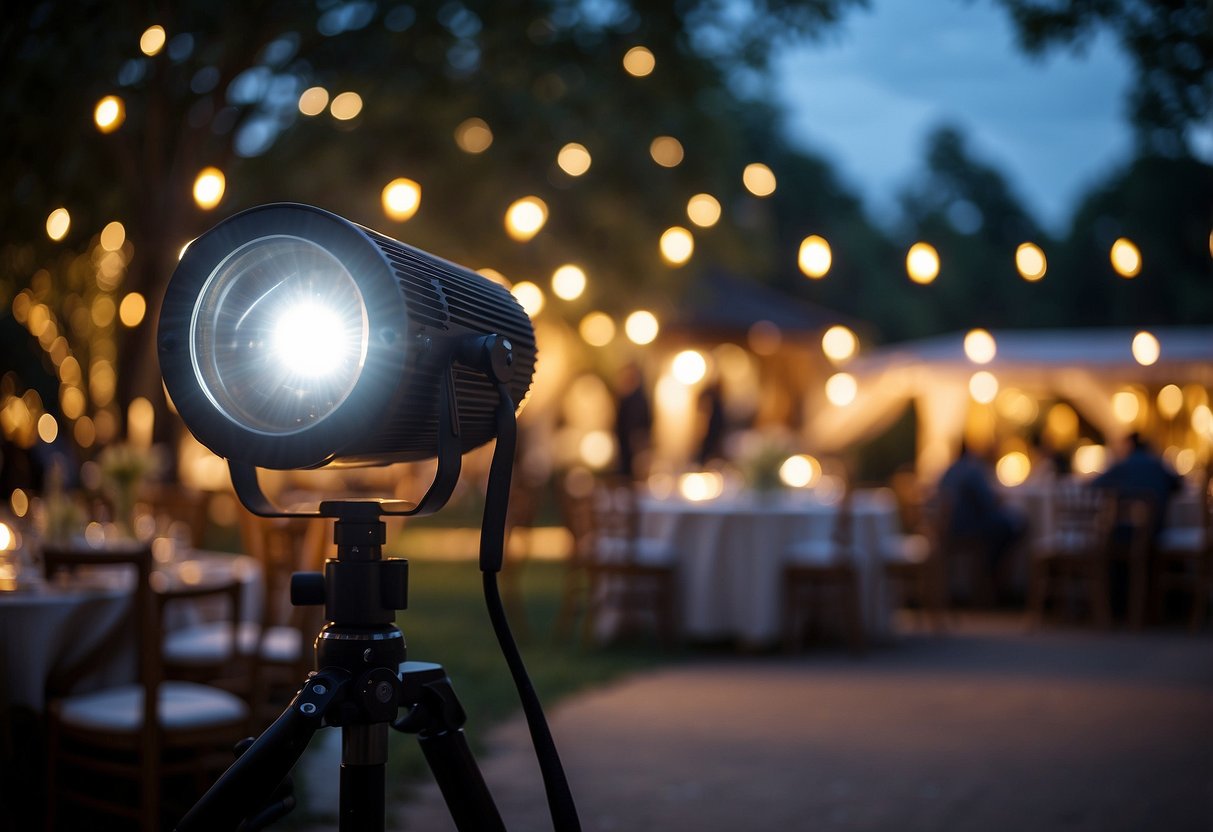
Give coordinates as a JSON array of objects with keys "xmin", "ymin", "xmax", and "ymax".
[
  {"xmin": 937, "ymin": 441, "xmax": 1026, "ymax": 601},
  {"xmin": 696, "ymin": 380, "xmax": 726, "ymax": 466},
  {"xmin": 613, "ymin": 363, "xmax": 652, "ymax": 481},
  {"xmin": 1093, "ymin": 432, "xmax": 1182, "ymax": 544}
]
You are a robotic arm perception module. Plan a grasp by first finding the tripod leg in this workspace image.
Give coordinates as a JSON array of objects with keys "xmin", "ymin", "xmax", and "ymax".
[
  {"xmin": 340, "ymin": 724, "xmax": 388, "ymax": 832},
  {"xmin": 394, "ymin": 664, "xmax": 506, "ymax": 832}
]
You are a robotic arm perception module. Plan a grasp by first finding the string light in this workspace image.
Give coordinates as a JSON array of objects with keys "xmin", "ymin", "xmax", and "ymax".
[
  {"xmin": 686, "ymin": 194, "xmax": 721, "ymax": 228},
  {"xmin": 94, "ymin": 95, "xmax": 125, "ymax": 133},
  {"xmin": 963, "ymin": 329, "xmax": 996, "ymax": 364},
  {"xmin": 660, "ymin": 227, "xmax": 694, "ymax": 266},
  {"xmin": 45, "ymin": 208, "xmax": 70, "ymax": 241},
  {"xmin": 969, "ymin": 371, "xmax": 999, "ymax": 404},
  {"xmin": 624, "ymin": 310, "xmax": 659, "ymax": 345},
  {"xmin": 825, "ymin": 373, "xmax": 857, "ymax": 407},
  {"xmin": 192, "ymin": 167, "xmax": 225, "ymax": 210},
  {"xmin": 298, "ymin": 87, "xmax": 330, "ymax": 116},
  {"xmin": 742, "ymin": 163, "xmax": 776, "ymax": 197},
  {"xmin": 672, "ymin": 351, "xmax": 707, "ymax": 385},
  {"xmin": 381, "ymin": 178, "xmax": 421, "ymax": 221},
  {"xmin": 119, "ymin": 293, "xmax": 147, "ymax": 327},
  {"xmin": 454, "ymin": 118, "xmax": 493, "ymax": 153},
  {"xmin": 1015, "ymin": 242, "xmax": 1047, "ymax": 281},
  {"xmin": 557, "ymin": 143, "xmax": 591, "ymax": 176},
  {"xmin": 139, "ymin": 25, "xmax": 166, "ymax": 56},
  {"xmin": 623, "ymin": 46, "xmax": 655, "ymax": 77},
  {"xmin": 330, "ymin": 91, "xmax": 363, "ymax": 121},
  {"xmin": 579, "ymin": 312, "xmax": 616, "ymax": 347},
  {"xmin": 906, "ymin": 242, "xmax": 940, "ymax": 284},
  {"xmin": 1110, "ymin": 237, "xmax": 1141, "ymax": 278},
  {"xmin": 551, "ymin": 265, "xmax": 587, "ymax": 301},
  {"xmin": 1131, "ymin": 331, "xmax": 1160, "ymax": 366},
  {"xmin": 650, "ymin": 136, "xmax": 684, "ymax": 167},
  {"xmin": 510, "ymin": 281, "xmax": 545, "ymax": 317},
  {"xmin": 821, "ymin": 325, "xmax": 857, "ymax": 364},
  {"xmin": 505, "ymin": 197, "xmax": 548, "ymax": 242},
  {"xmin": 798, "ymin": 235, "xmax": 832, "ymax": 279},
  {"xmin": 100, "ymin": 221, "xmax": 126, "ymax": 252}
]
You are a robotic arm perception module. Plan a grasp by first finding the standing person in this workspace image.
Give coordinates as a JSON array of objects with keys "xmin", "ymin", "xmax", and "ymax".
[
  {"xmin": 613, "ymin": 363, "xmax": 652, "ymax": 482},
  {"xmin": 695, "ymin": 380, "xmax": 726, "ymax": 466}
]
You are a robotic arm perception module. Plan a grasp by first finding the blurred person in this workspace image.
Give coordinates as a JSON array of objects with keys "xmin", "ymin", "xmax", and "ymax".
[
  {"xmin": 1093, "ymin": 432, "xmax": 1181, "ymax": 545},
  {"xmin": 613, "ymin": 363, "xmax": 652, "ymax": 482},
  {"xmin": 937, "ymin": 441, "xmax": 1026, "ymax": 602},
  {"xmin": 695, "ymin": 380, "xmax": 726, "ymax": 466}
]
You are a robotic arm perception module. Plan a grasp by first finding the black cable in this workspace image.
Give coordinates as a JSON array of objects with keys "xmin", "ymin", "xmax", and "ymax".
[{"xmin": 479, "ymin": 381, "xmax": 582, "ymax": 832}]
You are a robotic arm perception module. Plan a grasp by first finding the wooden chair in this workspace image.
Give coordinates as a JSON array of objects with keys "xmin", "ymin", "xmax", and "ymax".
[
  {"xmin": 42, "ymin": 543, "xmax": 250, "ymax": 831},
  {"xmin": 782, "ymin": 491, "xmax": 865, "ymax": 653},
  {"xmin": 555, "ymin": 476, "xmax": 678, "ymax": 646},
  {"xmin": 237, "ymin": 514, "xmax": 329, "ymax": 724},
  {"xmin": 1028, "ymin": 485, "xmax": 1152, "ymax": 628},
  {"xmin": 137, "ymin": 484, "xmax": 211, "ymax": 550},
  {"xmin": 1153, "ymin": 468, "xmax": 1213, "ymax": 630},
  {"xmin": 884, "ymin": 496, "xmax": 950, "ymax": 631}
]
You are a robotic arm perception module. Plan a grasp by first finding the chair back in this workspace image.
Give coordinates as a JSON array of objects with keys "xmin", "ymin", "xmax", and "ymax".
[
  {"xmin": 1049, "ymin": 480, "xmax": 1109, "ymax": 554},
  {"xmin": 138, "ymin": 484, "xmax": 211, "ymax": 549}
]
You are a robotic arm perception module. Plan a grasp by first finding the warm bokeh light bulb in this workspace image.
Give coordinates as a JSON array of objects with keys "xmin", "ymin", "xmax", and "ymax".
[
  {"xmin": 660, "ymin": 227, "xmax": 694, "ymax": 265},
  {"xmin": 964, "ymin": 329, "xmax": 996, "ymax": 364},
  {"xmin": 686, "ymin": 194, "xmax": 721, "ymax": 228},
  {"xmin": 192, "ymin": 167, "xmax": 226, "ymax": 210},
  {"xmin": 821, "ymin": 325, "xmax": 857, "ymax": 364},
  {"xmin": 579, "ymin": 430, "xmax": 614, "ymax": 469},
  {"xmin": 1073, "ymin": 444, "xmax": 1107, "ymax": 476},
  {"xmin": 679, "ymin": 471, "xmax": 724, "ymax": 502},
  {"xmin": 969, "ymin": 371, "xmax": 999, "ymax": 404},
  {"xmin": 624, "ymin": 310, "xmax": 659, "ymax": 345},
  {"xmin": 1131, "ymin": 330, "xmax": 1159, "ymax": 366},
  {"xmin": 505, "ymin": 197, "xmax": 548, "ymax": 241},
  {"xmin": 1112, "ymin": 390, "xmax": 1141, "ymax": 423},
  {"xmin": 551, "ymin": 265, "xmax": 587, "ymax": 301},
  {"xmin": 996, "ymin": 452, "xmax": 1031, "ymax": 487},
  {"xmin": 672, "ymin": 350, "xmax": 707, "ymax": 385},
  {"xmin": 557, "ymin": 143, "xmax": 591, "ymax": 176},
  {"xmin": 1157, "ymin": 384, "xmax": 1183, "ymax": 419},
  {"xmin": 100, "ymin": 221, "xmax": 126, "ymax": 251},
  {"xmin": 742, "ymin": 163, "xmax": 776, "ymax": 197},
  {"xmin": 140, "ymin": 25, "xmax": 166, "ymax": 56},
  {"xmin": 510, "ymin": 281, "xmax": 544, "ymax": 317},
  {"xmin": 906, "ymin": 242, "xmax": 940, "ymax": 284},
  {"xmin": 298, "ymin": 86, "xmax": 329, "ymax": 116},
  {"xmin": 779, "ymin": 454, "xmax": 821, "ymax": 488},
  {"xmin": 45, "ymin": 208, "xmax": 71, "ymax": 241},
  {"xmin": 1110, "ymin": 237, "xmax": 1142, "ymax": 278},
  {"xmin": 454, "ymin": 117, "xmax": 493, "ymax": 153},
  {"xmin": 94, "ymin": 95, "xmax": 125, "ymax": 133},
  {"xmin": 119, "ymin": 293, "xmax": 146, "ymax": 327},
  {"xmin": 330, "ymin": 91, "xmax": 363, "ymax": 120},
  {"xmin": 1015, "ymin": 242, "xmax": 1047, "ymax": 281},
  {"xmin": 650, "ymin": 136, "xmax": 684, "ymax": 167},
  {"xmin": 579, "ymin": 312, "xmax": 616, "ymax": 347},
  {"xmin": 381, "ymin": 178, "xmax": 421, "ymax": 221},
  {"xmin": 798, "ymin": 235, "xmax": 832, "ymax": 279},
  {"xmin": 623, "ymin": 46, "xmax": 655, "ymax": 77},
  {"xmin": 825, "ymin": 373, "xmax": 857, "ymax": 407},
  {"xmin": 37, "ymin": 413, "xmax": 58, "ymax": 444}
]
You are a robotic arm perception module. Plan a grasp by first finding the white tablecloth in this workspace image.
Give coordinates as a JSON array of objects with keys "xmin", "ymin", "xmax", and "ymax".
[
  {"xmin": 0, "ymin": 550, "xmax": 260, "ymax": 711},
  {"xmin": 640, "ymin": 489, "xmax": 900, "ymax": 646}
]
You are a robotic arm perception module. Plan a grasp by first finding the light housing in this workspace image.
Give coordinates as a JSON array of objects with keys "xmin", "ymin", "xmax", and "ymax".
[{"xmin": 159, "ymin": 203, "xmax": 536, "ymax": 471}]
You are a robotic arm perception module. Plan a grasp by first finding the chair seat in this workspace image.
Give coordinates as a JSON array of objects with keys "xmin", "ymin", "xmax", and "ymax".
[
  {"xmin": 595, "ymin": 536, "xmax": 676, "ymax": 568},
  {"xmin": 57, "ymin": 681, "xmax": 249, "ymax": 732},
  {"xmin": 164, "ymin": 622, "xmax": 304, "ymax": 665},
  {"xmin": 786, "ymin": 539, "xmax": 842, "ymax": 566},
  {"xmin": 1158, "ymin": 526, "xmax": 1205, "ymax": 555},
  {"xmin": 884, "ymin": 533, "xmax": 930, "ymax": 565}
]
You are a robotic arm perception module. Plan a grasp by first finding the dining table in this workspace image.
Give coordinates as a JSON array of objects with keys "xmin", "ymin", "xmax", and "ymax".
[
  {"xmin": 639, "ymin": 488, "xmax": 902, "ymax": 647},
  {"xmin": 0, "ymin": 547, "xmax": 261, "ymax": 713}
]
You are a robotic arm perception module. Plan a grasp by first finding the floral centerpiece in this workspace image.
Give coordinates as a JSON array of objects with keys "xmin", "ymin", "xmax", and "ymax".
[{"xmin": 97, "ymin": 443, "xmax": 159, "ymax": 537}]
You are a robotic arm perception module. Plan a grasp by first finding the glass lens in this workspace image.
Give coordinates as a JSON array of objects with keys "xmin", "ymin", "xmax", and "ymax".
[{"xmin": 190, "ymin": 235, "xmax": 369, "ymax": 435}]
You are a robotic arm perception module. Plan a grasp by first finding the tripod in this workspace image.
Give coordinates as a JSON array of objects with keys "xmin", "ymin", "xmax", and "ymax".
[
  {"xmin": 177, "ymin": 501, "xmax": 505, "ymax": 831},
  {"xmin": 177, "ymin": 337, "xmax": 580, "ymax": 832}
]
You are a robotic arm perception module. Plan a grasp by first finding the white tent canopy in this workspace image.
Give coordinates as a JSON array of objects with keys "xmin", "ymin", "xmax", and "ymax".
[{"xmin": 805, "ymin": 327, "xmax": 1213, "ymax": 478}]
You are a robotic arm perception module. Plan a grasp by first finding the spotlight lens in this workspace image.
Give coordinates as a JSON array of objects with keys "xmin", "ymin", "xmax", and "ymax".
[{"xmin": 190, "ymin": 235, "xmax": 369, "ymax": 435}]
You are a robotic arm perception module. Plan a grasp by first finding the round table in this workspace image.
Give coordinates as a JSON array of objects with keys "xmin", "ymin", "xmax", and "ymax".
[{"xmin": 640, "ymin": 489, "xmax": 900, "ymax": 646}]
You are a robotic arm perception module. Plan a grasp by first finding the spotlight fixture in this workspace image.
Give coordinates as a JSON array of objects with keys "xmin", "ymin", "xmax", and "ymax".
[
  {"xmin": 164, "ymin": 205, "xmax": 578, "ymax": 831},
  {"xmin": 159, "ymin": 202, "xmax": 536, "ymax": 478}
]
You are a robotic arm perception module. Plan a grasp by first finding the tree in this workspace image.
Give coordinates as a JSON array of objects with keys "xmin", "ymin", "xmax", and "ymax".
[
  {"xmin": 994, "ymin": 0, "xmax": 1212, "ymax": 157},
  {"xmin": 1, "ymin": 0, "xmax": 868, "ymax": 457}
]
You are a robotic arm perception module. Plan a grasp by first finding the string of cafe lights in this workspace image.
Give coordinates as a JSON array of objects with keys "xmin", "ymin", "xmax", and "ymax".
[{"xmin": 22, "ymin": 27, "xmax": 1212, "ymax": 476}]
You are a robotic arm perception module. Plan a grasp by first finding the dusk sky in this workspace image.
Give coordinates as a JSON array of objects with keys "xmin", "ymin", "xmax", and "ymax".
[{"xmin": 773, "ymin": 1, "xmax": 1136, "ymax": 233}]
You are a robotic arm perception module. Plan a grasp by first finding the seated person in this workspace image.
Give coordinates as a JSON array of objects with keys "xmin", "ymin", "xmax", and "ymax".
[
  {"xmin": 937, "ymin": 442, "xmax": 1027, "ymax": 601},
  {"xmin": 1092, "ymin": 432, "xmax": 1182, "ymax": 546}
]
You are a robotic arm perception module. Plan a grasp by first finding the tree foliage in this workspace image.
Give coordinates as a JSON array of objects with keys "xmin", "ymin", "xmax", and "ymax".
[{"xmin": 993, "ymin": 0, "xmax": 1212, "ymax": 157}]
